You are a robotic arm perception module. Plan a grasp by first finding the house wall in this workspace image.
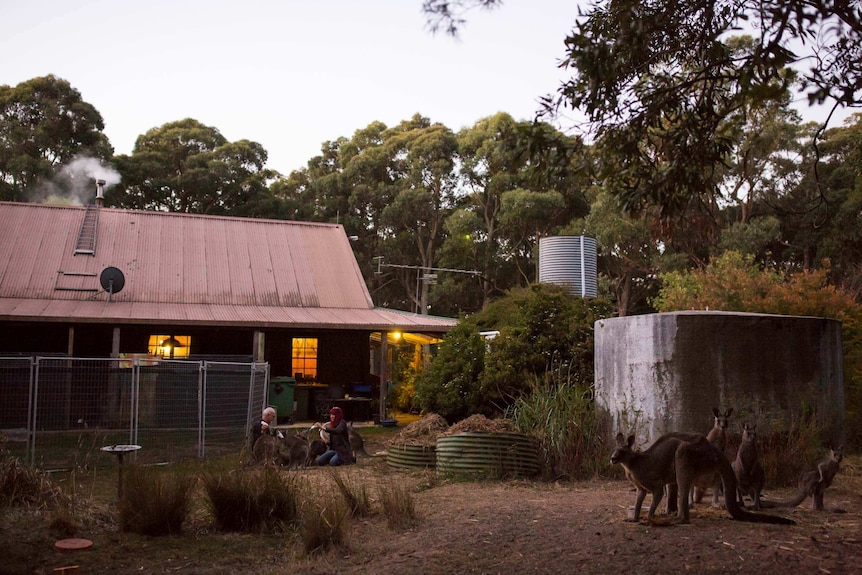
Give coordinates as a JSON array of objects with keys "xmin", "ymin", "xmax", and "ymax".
[
  {"xmin": 594, "ymin": 311, "xmax": 845, "ymax": 447},
  {"xmin": 1, "ymin": 322, "xmax": 374, "ymax": 391}
]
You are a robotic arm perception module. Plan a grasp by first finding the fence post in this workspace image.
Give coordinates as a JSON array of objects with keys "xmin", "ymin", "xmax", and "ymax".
[
  {"xmin": 27, "ymin": 357, "xmax": 37, "ymax": 466},
  {"xmin": 198, "ymin": 361, "xmax": 206, "ymax": 458}
]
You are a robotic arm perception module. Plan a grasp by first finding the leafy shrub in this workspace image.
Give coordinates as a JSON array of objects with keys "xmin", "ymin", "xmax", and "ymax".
[
  {"xmin": 202, "ymin": 466, "xmax": 299, "ymax": 533},
  {"xmin": 119, "ymin": 464, "xmax": 196, "ymax": 536},
  {"xmin": 415, "ymin": 284, "xmax": 613, "ymax": 422}
]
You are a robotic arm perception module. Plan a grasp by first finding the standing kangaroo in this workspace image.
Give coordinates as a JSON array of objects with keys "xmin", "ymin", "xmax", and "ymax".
[
  {"xmin": 610, "ymin": 432, "xmax": 700, "ymax": 523},
  {"xmin": 347, "ymin": 421, "xmax": 371, "ymax": 458},
  {"xmin": 674, "ymin": 435, "xmax": 794, "ymax": 524},
  {"xmin": 761, "ymin": 447, "xmax": 844, "ymax": 511},
  {"xmin": 693, "ymin": 407, "xmax": 733, "ymax": 505},
  {"xmin": 731, "ymin": 424, "xmax": 765, "ymax": 509}
]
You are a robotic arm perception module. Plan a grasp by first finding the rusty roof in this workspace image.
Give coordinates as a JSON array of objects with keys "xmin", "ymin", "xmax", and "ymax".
[{"xmin": 0, "ymin": 202, "xmax": 457, "ymax": 332}]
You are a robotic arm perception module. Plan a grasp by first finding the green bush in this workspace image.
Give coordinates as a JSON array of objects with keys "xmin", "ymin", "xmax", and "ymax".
[
  {"xmin": 415, "ymin": 284, "xmax": 614, "ymax": 422},
  {"xmin": 119, "ymin": 465, "xmax": 196, "ymax": 536}
]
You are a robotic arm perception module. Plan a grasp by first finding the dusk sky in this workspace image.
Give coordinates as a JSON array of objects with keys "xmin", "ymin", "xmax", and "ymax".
[{"xmin": 3, "ymin": 0, "xmax": 851, "ymax": 178}]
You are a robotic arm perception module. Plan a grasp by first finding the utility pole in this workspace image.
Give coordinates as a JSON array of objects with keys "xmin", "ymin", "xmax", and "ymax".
[{"xmin": 374, "ymin": 258, "xmax": 481, "ymax": 315}]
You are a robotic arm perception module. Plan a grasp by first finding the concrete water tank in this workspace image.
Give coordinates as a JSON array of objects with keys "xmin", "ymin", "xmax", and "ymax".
[
  {"xmin": 594, "ymin": 311, "xmax": 845, "ymax": 447},
  {"xmin": 538, "ymin": 236, "xmax": 597, "ymax": 297}
]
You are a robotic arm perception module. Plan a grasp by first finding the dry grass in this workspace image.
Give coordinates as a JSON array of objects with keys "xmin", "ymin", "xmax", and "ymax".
[
  {"xmin": 119, "ymin": 464, "xmax": 197, "ymax": 536},
  {"xmin": 329, "ymin": 469, "xmax": 371, "ymax": 518},
  {"xmin": 201, "ymin": 465, "xmax": 301, "ymax": 533},
  {"xmin": 377, "ymin": 481, "xmax": 418, "ymax": 530},
  {"xmin": 299, "ymin": 495, "xmax": 351, "ymax": 555}
]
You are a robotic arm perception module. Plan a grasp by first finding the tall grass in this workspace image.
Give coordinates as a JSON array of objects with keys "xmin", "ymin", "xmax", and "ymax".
[
  {"xmin": 509, "ymin": 369, "xmax": 612, "ymax": 480},
  {"xmin": 751, "ymin": 414, "xmax": 827, "ymax": 488},
  {"xmin": 119, "ymin": 464, "xmax": 196, "ymax": 536},
  {"xmin": 299, "ymin": 497, "xmax": 351, "ymax": 555},
  {"xmin": 202, "ymin": 465, "xmax": 300, "ymax": 533},
  {"xmin": 329, "ymin": 470, "xmax": 371, "ymax": 518},
  {"xmin": 1, "ymin": 449, "xmax": 68, "ymax": 509},
  {"xmin": 377, "ymin": 481, "xmax": 417, "ymax": 530}
]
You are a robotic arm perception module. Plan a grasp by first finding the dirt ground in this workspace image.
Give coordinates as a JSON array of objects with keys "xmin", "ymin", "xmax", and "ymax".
[{"xmin": 3, "ymin": 430, "xmax": 861, "ymax": 575}]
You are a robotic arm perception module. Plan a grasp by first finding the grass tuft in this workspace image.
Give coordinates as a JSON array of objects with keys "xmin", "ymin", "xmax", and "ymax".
[
  {"xmin": 202, "ymin": 465, "xmax": 299, "ymax": 533},
  {"xmin": 329, "ymin": 470, "xmax": 371, "ymax": 518},
  {"xmin": 377, "ymin": 481, "xmax": 418, "ymax": 530},
  {"xmin": 299, "ymin": 497, "xmax": 351, "ymax": 555},
  {"xmin": 119, "ymin": 464, "xmax": 196, "ymax": 536}
]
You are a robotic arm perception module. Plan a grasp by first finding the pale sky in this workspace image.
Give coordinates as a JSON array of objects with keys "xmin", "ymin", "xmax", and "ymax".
[
  {"xmin": 2, "ymin": 0, "xmax": 586, "ymax": 176},
  {"xmin": 2, "ymin": 1, "xmax": 852, "ymax": 178}
]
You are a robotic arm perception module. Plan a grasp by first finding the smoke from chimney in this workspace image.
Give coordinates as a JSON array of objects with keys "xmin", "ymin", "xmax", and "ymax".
[{"xmin": 35, "ymin": 155, "xmax": 121, "ymax": 206}]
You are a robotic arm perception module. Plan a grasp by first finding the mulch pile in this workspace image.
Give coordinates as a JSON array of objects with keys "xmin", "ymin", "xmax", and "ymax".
[
  {"xmin": 388, "ymin": 413, "xmax": 522, "ymax": 448},
  {"xmin": 388, "ymin": 413, "xmax": 450, "ymax": 447},
  {"xmin": 440, "ymin": 414, "xmax": 519, "ymax": 436}
]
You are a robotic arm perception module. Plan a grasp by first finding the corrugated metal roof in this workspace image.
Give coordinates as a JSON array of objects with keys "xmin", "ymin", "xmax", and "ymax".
[{"xmin": 0, "ymin": 202, "xmax": 457, "ymax": 333}]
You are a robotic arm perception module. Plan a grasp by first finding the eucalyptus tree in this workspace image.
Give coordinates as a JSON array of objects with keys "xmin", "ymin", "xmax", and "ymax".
[
  {"xmin": 424, "ymin": 0, "xmax": 862, "ymax": 219},
  {"xmin": 377, "ymin": 115, "xmax": 460, "ymax": 314},
  {"xmin": 111, "ymin": 119, "xmax": 277, "ymax": 215},
  {"xmin": 0, "ymin": 75, "xmax": 112, "ymax": 201},
  {"xmin": 773, "ymin": 115, "xmax": 862, "ymax": 287},
  {"xmin": 444, "ymin": 113, "xmax": 589, "ymax": 309}
]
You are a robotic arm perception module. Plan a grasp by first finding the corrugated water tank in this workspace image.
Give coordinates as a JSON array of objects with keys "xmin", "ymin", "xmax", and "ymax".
[{"xmin": 538, "ymin": 236, "xmax": 597, "ymax": 297}]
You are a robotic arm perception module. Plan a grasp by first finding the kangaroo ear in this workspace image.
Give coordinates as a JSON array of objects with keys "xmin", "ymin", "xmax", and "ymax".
[
  {"xmin": 615, "ymin": 432, "xmax": 625, "ymax": 444},
  {"xmin": 712, "ymin": 407, "xmax": 720, "ymax": 417},
  {"xmin": 626, "ymin": 434, "xmax": 636, "ymax": 448}
]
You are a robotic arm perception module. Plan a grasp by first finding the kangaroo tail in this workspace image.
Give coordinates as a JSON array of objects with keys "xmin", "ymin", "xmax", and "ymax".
[
  {"xmin": 758, "ymin": 488, "xmax": 808, "ymax": 509},
  {"xmin": 720, "ymin": 458, "xmax": 795, "ymax": 525}
]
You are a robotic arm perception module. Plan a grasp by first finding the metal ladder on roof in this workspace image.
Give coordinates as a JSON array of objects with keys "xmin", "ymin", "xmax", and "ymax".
[{"xmin": 74, "ymin": 204, "xmax": 99, "ymax": 255}]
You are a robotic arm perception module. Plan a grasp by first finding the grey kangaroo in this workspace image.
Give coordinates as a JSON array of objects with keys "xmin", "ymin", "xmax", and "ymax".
[
  {"xmin": 761, "ymin": 447, "xmax": 844, "ymax": 511},
  {"xmin": 610, "ymin": 432, "xmax": 701, "ymax": 523},
  {"xmin": 731, "ymin": 424, "xmax": 765, "ymax": 509},
  {"xmin": 347, "ymin": 421, "xmax": 371, "ymax": 458},
  {"xmin": 693, "ymin": 407, "xmax": 733, "ymax": 505},
  {"xmin": 613, "ymin": 432, "xmax": 794, "ymax": 525}
]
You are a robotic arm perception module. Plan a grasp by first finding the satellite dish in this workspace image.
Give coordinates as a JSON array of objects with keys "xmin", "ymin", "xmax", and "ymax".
[{"xmin": 100, "ymin": 267, "xmax": 125, "ymax": 301}]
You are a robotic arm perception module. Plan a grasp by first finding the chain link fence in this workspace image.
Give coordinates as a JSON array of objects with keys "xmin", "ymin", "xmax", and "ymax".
[{"xmin": 0, "ymin": 356, "xmax": 268, "ymax": 469}]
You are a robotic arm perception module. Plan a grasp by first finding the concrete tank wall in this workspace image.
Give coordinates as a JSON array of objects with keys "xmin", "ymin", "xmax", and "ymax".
[{"xmin": 594, "ymin": 311, "xmax": 845, "ymax": 446}]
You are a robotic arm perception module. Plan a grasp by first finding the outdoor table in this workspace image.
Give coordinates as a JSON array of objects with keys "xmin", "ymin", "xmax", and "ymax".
[{"xmin": 100, "ymin": 444, "xmax": 141, "ymax": 500}]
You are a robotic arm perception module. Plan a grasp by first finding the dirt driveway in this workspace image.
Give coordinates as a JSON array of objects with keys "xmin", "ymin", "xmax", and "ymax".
[
  {"xmin": 295, "ymin": 474, "xmax": 860, "ymax": 575},
  {"xmin": 4, "ymin": 432, "xmax": 860, "ymax": 575}
]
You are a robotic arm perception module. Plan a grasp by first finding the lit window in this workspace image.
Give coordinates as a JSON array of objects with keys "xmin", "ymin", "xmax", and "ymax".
[
  {"xmin": 148, "ymin": 335, "xmax": 191, "ymax": 359},
  {"xmin": 292, "ymin": 338, "xmax": 318, "ymax": 380}
]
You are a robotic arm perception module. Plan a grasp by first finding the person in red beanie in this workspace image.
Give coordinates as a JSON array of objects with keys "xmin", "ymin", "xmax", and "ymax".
[{"xmin": 312, "ymin": 406, "xmax": 354, "ymax": 465}]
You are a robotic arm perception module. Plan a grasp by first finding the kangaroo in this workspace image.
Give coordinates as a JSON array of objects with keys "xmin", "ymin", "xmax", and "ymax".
[
  {"xmin": 760, "ymin": 447, "xmax": 844, "ymax": 511},
  {"xmin": 731, "ymin": 424, "xmax": 765, "ymax": 509},
  {"xmin": 610, "ymin": 432, "xmax": 699, "ymax": 523},
  {"xmin": 693, "ymin": 407, "xmax": 733, "ymax": 505},
  {"xmin": 347, "ymin": 421, "xmax": 371, "ymax": 458},
  {"xmin": 306, "ymin": 437, "xmax": 327, "ymax": 466},
  {"xmin": 675, "ymin": 435, "xmax": 794, "ymax": 525},
  {"xmin": 283, "ymin": 431, "xmax": 311, "ymax": 469},
  {"xmin": 252, "ymin": 433, "xmax": 282, "ymax": 465}
]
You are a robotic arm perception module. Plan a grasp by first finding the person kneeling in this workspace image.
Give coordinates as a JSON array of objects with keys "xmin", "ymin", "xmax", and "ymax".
[{"xmin": 312, "ymin": 406, "xmax": 354, "ymax": 466}]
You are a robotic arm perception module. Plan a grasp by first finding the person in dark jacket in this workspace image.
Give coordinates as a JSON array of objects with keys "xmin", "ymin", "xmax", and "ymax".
[
  {"xmin": 313, "ymin": 406, "xmax": 354, "ymax": 465},
  {"xmin": 251, "ymin": 406, "xmax": 283, "ymax": 446}
]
